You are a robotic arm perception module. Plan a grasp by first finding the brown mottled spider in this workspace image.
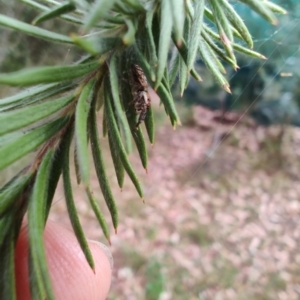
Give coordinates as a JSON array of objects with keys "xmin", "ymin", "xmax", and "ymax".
[{"xmin": 129, "ymin": 64, "xmax": 151, "ymax": 129}]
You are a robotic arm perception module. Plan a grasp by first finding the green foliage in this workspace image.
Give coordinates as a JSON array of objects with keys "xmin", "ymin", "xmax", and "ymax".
[
  {"xmin": 28, "ymin": 150, "xmax": 56, "ymax": 300},
  {"xmin": 62, "ymin": 127, "xmax": 96, "ymax": 269},
  {"xmin": 182, "ymin": 1, "xmax": 300, "ymax": 126},
  {"xmin": 145, "ymin": 260, "xmax": 165, "ymax": 300},
  {"xmin": 0, "ymin": 0, "xmax": 284, "ymax": 298}
]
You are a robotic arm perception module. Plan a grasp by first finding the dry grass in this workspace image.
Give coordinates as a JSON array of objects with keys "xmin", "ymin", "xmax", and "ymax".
[{"xmin": 50, "ymin": 106, "xmax": 300, "ymax": 300}]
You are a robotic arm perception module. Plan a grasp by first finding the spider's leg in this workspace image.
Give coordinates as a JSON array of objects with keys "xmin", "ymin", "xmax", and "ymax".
[
  {"xmin": 128, "ymin": 98, "xmax": 136, "ymax": 105},
  {"xmin": 128, "ymin": 91, "xmax": 139, "ymax": 105},
  {"xmin": 135, "ymin": 109, "xmax": 147, "ymax": 129}
]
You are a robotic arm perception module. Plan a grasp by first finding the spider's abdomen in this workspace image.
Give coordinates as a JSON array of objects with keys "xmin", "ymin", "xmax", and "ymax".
[{"xmin": 134, "ymin": 91, "xmax": 149, "ymax": 113}]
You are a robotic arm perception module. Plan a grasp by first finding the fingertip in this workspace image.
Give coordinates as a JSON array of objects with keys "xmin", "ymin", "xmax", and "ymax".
[
  {"xmin": 15, "ymin": 225, "xmax": 30, "ymax": 300},
  {"xmin": 15, "ymin": 221, "xmax": 112, "ymax": 300}
]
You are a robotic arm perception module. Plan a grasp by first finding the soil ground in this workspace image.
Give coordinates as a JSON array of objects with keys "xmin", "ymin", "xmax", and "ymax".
[{"xmin": 50, "ymin": 105, "xmax": 300, "ymax": 300}]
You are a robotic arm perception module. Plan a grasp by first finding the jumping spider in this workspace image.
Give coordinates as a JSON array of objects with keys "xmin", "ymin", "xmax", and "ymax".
[{"xmin": 129, "ymin": 64, "xmax": 151, "ymax": 129}]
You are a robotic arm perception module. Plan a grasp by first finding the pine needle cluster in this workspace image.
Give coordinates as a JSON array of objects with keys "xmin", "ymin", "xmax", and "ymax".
[{"xmin": 0, "ymin": 0, "xmax": 285, "ymax": 298}]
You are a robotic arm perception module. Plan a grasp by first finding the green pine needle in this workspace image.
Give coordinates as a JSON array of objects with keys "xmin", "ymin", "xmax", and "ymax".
[{"xmin": 0, "ymin": 0, "xmax": 286, "ymax": 298}]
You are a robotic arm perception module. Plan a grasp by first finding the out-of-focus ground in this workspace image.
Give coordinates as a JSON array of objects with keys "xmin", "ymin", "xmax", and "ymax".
[{"xmin": 50, "ymin": 103, "xmax": 300, "ymax": 300}]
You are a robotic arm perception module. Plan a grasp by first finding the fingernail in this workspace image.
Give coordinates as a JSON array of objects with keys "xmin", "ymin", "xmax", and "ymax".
[{"xmin": 89, "ymin": 241, "xmax": 114, "ymax": 269}]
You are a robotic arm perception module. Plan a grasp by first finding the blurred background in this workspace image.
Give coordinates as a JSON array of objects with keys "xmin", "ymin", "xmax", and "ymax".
[{"xmin": 1, "ymin": 1, "xmax": 300, "ymax": 299}]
